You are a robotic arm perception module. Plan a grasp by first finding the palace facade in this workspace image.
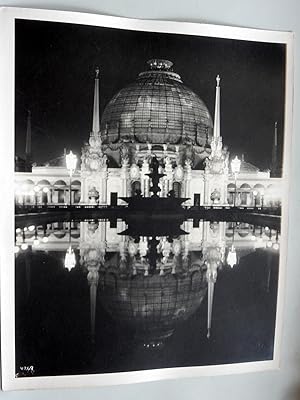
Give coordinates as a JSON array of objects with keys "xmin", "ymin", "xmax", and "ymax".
[{"xmin": 15, "ymin": 59, "xmax": 282, "ymax": 208}]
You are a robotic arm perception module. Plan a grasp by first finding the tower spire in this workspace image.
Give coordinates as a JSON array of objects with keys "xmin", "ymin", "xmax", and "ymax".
[
  {"xmin": 91, "ymin": 67, "xmax": 100, "ymax": 136},
  {"xmin": 271, "ymin": 121, "xmax": 278, "ymax": 177},
  {"xmin": 208, "ymin": 75, "xmax": 223, "ymax": 160},
  {"xmin": 213, "ymin": 75, "xmax": 221, "ymax": 139},
  {"xmin": 207, "ymin": 272, "xmax": 215, "ymax": 339},
  {"xmin": 25, "ymin": 110, "xmax": 32, "ymax": 163}
]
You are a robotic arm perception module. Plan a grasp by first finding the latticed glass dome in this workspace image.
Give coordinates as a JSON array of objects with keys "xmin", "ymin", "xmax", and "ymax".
[
  {"xmin": 100, "ymin": 59, "xmax": 213, "ymax": 146},
  {"xmin": 99, "ymin": 266, "xmax": 207, "ymax": 343}
]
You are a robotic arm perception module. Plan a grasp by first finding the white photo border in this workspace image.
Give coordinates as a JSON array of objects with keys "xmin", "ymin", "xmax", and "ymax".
[{"xmin": 0, "ymin": 6, "xmax": 294, "ymax": 391}]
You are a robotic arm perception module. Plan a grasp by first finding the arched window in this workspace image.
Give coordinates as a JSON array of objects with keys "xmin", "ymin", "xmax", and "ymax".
[
  {"xmin": 253, "ymin": 184, "xmax": 265, "ymax": 206},
  {"xmin": 172, "ymin": 182, "xmax": 181, "ymax": 198},
  {"xmin": 227, "ymin": 183, "xmax": 235, "ymax": 205},
  {"xmin": 240, "ymin": 183, "xmax": 251, "ymax": 205},
  {"xmin": 54, "ymin": 180, "xmax": 67, "ymax": 204},
  {"xmin": 72, "ymin": 180, "xmax": 81, "ymax": 204}
]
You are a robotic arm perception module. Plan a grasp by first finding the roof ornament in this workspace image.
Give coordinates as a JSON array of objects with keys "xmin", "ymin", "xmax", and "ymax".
[
  {"xmin": 147, "ymin": 59, "xmax": 173, "ymax": 71},
  {"xmin": 91, "ymin": 66, "xmax": 101, "ymax": 137},
  {"xmin": 216, "ymin": 74, "xmax": 220, "ymax": 87}
]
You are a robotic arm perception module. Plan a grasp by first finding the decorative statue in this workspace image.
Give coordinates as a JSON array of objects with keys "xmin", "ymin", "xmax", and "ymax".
[
  {"xmin": 120, "ymin": 141, "xmax": 130, "ymax": 165},
  {"xmin": 88, "ymin": 186, "xmax": 99, "ymax": 204},
  {"xmin": 130, "ymin": 163, "xmax": 140, "ymax": 180},
  {"xmin": 174, "ymin": 164, "xmax": 184, "ymax": 182},
  {"xmin": 210, "ymin": 188, "xmax": 221, "ymax": 204},
  {"xmin": 81, "ymin": 133, "xmax": 107, "ymax": 173}
]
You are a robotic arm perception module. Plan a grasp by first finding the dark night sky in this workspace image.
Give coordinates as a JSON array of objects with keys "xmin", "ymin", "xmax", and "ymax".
[{"xmin": 15, "ymin": 19, "xmax": 286, "ymax": 169}]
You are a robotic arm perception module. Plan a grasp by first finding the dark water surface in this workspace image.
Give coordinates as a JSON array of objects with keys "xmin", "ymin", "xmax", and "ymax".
[{"xmin": 15, "ymin": 218, "xmax": 279, "ymax": 377}]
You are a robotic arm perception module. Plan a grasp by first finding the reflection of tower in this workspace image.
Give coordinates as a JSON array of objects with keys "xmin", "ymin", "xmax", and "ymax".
[
  {"xmin": 80, "ymin": 69, "xmax": 108, "ymax": 204},
  {"xmin": 87, "ymin": 263, "xmax": 99, "ymax": 342},
  {"xmin": 202, "ymin": 221, "xmax": 226, "ymax": 338},
  {"xmin": 80, "ymin": 220, "xmax": 107, "ymax": 341},
  {"xmin": 206, "ymin": 260, "xmax": 218, "ymax": 339},
  {"xmin": 204, "ymin": 76, "xmax": 229, "ymax": 205}
]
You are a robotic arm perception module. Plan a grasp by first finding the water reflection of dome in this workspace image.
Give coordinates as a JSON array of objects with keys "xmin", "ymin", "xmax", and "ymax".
[
  {"xmin": 98, "ymin": 268, "xmax": 207, "ymax": 344},
  {"xmin": 100, "ymin": 59, "xmax": 213, "ymax": 147}
]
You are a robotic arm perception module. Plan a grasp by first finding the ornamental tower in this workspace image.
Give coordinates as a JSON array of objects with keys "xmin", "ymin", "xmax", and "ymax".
[
  {"xmin": 204, "ymin": 75, "xmax": 229, "ymax": 205},
  {"xmin": 80, "ymin": 68, "xmax": 108, "ymax": 204}
]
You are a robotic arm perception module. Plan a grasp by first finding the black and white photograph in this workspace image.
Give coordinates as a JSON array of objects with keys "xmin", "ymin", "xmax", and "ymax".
[{"xmin": 0, "ymin": 7, "xmax": 293, "ymax": 391}]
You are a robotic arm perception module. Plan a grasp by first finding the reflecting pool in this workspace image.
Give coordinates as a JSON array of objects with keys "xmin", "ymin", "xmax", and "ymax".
[{"xmin": 15, "ymin": 218, "xmax": 280, "ymax": 376}]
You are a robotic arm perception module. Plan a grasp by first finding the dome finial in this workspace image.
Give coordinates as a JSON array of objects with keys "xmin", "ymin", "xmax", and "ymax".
[
  {"xmin": 147, "ymin": 59, "xmax": 173, "ymax": 71},
  {"xmin": 216, "ymin": 74, "xmax": 220, "ymax": 87},
  {"xmin": 95, "ymin": 67, "xmax": 100, "ymax": 78}
]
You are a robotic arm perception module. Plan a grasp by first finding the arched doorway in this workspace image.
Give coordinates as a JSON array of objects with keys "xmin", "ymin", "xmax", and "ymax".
[{"xmin": 132, "ymin": 181, "xmax": 141, "ymax": 196}]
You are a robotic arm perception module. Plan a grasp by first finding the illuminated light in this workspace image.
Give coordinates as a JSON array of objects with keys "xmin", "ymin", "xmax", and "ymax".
[
  {"xmin": 64, "ymin": 246, "xmax": 76, "ymax": 271},
  {"xmin": 66, "ymin": 150, "xmax": 78, "ymax": 173},
  {"xmin": 273, "ymin": 243, "xmax": 280, "ymax": 251},
  {"xmin": 265, "ymin": 226, "xmax": 270, "ymax": 232},
  {"xmin": 253, "ymin": 190, "xmax": 258, "ymax": 196},
  {"xmin": 227, "ymin": 246, "xmax": 237, "ymax": 268},
  {"xmin": 21, "ymin": 243, "xmax": 28, "ymax": 251},
  {"xmin": 23, "ymin": 227, "xmax": 28, "ymax": 232},
  {"xmin": 33, "ymin": 238, "xmax": 40, "ymax": 246},
  {"xmin": 42, "ymin": 236, "xmax": 49, "ymax": 243},
  {"xmin": 33, "ymin": 185, "xmax": 40, "ymax": 193},
  {"xmin": 28, "ymin": 225, "xmax": 35, "ymax": 232},
  {"xmin": 251, "ymin": 235, "xmax": 256, "ymax": 241},
  {"xmin": 16, "ymin": 228, "xmax": 21, "ymax": 234},
  {"xmin": 14, "ymin": 245, "xmax": 20, "ymax": 254},
  {"xmin": 43, "ymin": 187, "xmax": 49, "ymax": 193},
  {"xmin": 267, "ymin": 241, "xmax": 273, "ymax": 248}
]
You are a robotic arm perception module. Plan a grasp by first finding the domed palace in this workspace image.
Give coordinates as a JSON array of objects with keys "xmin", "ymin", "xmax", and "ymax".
[{"xmin": 15, "ymin": 59, "xmax": 282, "ymax": 208}]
